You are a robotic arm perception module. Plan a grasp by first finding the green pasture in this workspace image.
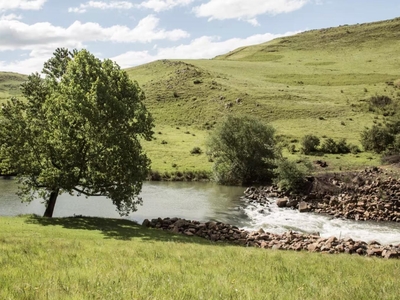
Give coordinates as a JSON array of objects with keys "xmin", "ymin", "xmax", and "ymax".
[{"xmin": 1, "ymin": 215, "xmax": 399, "ymax": 300}]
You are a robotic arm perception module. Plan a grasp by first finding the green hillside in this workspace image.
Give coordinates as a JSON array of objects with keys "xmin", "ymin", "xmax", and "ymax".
[
  {"xmin": 126, "ymin": 18, "xmax": 400, "ymax": 139},
  {"xmin": 2, "ymin": 17, "xmax": 400, "ymax": 172},
  {"xmin": 0, "ymin": 72, "xmax": 27, "ymax": 104}
]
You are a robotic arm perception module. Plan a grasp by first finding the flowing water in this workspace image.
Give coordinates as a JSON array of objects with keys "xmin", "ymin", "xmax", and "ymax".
[{"xmin": 1, "ymin": 178, "xmax": 400, "ymax": 244}]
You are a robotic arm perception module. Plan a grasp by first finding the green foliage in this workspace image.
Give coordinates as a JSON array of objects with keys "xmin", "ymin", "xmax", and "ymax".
[
  {"xmin": 274, "ymin": 159, "xmax": 311, "ymax": 192},
  {"xmin": 360, "ymin": 125, "xmax": 394, "ymax": 153},
  {"xmin": 0, "ymin": 48, "xmax": 154, "ymax": 217},
  {"xmin": 207, "ymin": 115, "xmax": 278, "ymax": 185},
  {"xmin": 300, "ymin": 134, "xmax": 320, "ymax": 155},
  {"xmin": 320, "ymin": 138, "xmax": 351, "ymax": 154},
  {"xmin": 320, "ymin": 138, "xmax": 337, "ymax": 154}
]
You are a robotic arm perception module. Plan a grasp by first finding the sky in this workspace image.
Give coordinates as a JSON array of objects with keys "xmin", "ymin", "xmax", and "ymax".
[{"xmin": 0, "ymin": 0, "xmax": 399, "ymax": 74}]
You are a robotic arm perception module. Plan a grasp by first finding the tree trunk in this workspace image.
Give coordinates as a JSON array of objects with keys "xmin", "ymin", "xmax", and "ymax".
[{"xmin": 43, "ymin": 189, "xmax": 59, "ymax": 218}]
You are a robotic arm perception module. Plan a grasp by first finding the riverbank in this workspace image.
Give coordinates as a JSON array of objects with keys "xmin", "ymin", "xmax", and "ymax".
[
  {"xmin": 245, "ymin": 167, "xmax": 400, "ymax": 223},
  {"xmin": 1, "ymin": 215, "xmax": 400, "ymax": 299},
  {"xmin": 143, "ymin": 217, "xmax": 400, "ymax": 259}
]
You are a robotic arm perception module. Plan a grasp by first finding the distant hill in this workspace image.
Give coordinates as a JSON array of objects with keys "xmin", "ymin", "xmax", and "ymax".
[
  {"xmin": 0, "ymin": 72, "xmax": 27, "ymax": 103},
  {"xmin": 216, "ymin": 17, "xmax": 400, "ymax": 61}
]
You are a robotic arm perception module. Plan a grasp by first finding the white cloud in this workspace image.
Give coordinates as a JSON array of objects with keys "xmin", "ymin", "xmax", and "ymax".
[
  {"xmin": 0, "ymin": 14, "xmax": 22, "ymax": 20},
  {"xmin": 0, "ymin": 15, "xmax": 189, "ymax": 74},
  {"xmin": 0, "ymin": 15, "xmax": 189, "ymax": 51},
  {"xmin": 112, "ymin": 30, "xmax": 301, "ymax": 68},
  {"xmin": 69, "ymin": 0, "xmax": 195, "ymax": 13},
  {"xmin": 138, "ymin": 0, "xmax": 194, "ymax": 12},
  {"xmin": 0, "ymin": 0, "xmax": 47, "ymax": 11},
  {"xmin": 193, "ymin": 0, "xmax": 309, "ymax": 25},
  {"xmin": 68, "ymin": 1, "xmax": 134, "ymax": 14}
]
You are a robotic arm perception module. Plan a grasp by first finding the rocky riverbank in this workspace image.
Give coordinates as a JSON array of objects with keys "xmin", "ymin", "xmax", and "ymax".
[
  {"xmin": 142, "ymin": 217, "xmax": 400, "ymax": 259},
  {"xmin": 244, "ymin": 167, "xmax": 400, "ymax": 222}
]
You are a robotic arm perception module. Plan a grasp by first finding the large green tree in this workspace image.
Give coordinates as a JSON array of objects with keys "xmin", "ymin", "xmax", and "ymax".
[
  {"xmin": 206, "ymin": 115, "xmax": 278, "ymax": 185},
  {"xmin": 0, "ymin": 48, "xmax": 154, "ymax": 217}
]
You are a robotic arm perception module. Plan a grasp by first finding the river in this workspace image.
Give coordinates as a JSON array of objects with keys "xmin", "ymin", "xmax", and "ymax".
[{"xmin": 1, "ymin": 178, "xmax": 400, "ymax": 245}]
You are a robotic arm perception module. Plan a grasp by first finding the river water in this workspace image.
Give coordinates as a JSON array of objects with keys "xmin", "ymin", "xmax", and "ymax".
[{"xmin": 1, "ymin": 178, "xmax": 400, "ymax": 245}]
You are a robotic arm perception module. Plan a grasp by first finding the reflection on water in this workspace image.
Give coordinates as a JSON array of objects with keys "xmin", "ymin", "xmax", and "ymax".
[
  {"xmin": 0, "ymin": 179, "xmax": 246, "ymax": 225},
  {"xmin": 1, "ymin": 178, "xmax": 400, "ymax": 244}
]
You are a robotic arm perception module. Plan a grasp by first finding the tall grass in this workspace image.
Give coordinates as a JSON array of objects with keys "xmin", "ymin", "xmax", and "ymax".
[{"xmin": 1, "ymin": 215, "xmax": 400, "ymax": 299}]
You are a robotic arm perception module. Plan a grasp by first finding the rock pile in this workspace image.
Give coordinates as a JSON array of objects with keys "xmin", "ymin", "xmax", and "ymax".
[
  {"xmin": 244, "ymin": 167, "xmax": 400, "ymax": 222},
  {"xmin": 143, "ymin": 217, "xmax": 400, "ymax": 259}
]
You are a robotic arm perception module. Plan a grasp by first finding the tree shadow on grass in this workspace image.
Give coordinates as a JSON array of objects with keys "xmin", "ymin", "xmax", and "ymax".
[{"xmin": 24, "ymin": 215, "xmax": 227, "ymax": 247}]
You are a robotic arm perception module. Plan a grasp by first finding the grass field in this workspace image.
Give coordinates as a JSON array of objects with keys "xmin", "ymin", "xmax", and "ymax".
[
  {"xmin": 1, "ymin": 215, "xmax": 400, "ymax": 299},
  {"xmin": 0, "ymin": 72, "xmax": 27, "ymax": 104},
  {"xmin": 2, "ymin": 18, "xmax": 400, "ymax": 174}
]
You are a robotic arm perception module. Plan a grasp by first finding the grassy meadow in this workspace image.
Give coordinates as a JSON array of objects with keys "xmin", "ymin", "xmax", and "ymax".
[
  {"xmin": 128, "ymin": 18, "xmax": 400, "ymax": 173},
  {"xmin": 2, "ymin": 18, "xmax": 400, "ymax": 173},
  {"xmin": 1, "ymin": 215, "xmax": 400, "ymax": 300}
]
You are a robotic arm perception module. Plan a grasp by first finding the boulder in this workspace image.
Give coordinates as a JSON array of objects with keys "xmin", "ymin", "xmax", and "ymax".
[
  {"xmin": 276, "ymin": 198, "xmax": 288, "ymax": 208},
  {"xmin": 299, "ymin": 201, "xmax": 310, "ymax": 213}
]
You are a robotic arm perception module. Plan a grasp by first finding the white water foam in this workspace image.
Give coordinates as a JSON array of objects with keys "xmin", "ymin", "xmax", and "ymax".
[{"xmin": 242, "ymin": 198, "xmax": 400, "ymax": 245}]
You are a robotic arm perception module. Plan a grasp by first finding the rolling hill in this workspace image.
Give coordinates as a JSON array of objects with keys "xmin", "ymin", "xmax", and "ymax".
[{"xmin": 2, "ymin": 17, "xmax": 400, "ymax": 172}]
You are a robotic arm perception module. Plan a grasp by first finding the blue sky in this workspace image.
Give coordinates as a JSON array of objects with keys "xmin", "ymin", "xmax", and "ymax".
[{"xmin": 0, "ymin": 0, "xmax": 399, "ymax": 74}]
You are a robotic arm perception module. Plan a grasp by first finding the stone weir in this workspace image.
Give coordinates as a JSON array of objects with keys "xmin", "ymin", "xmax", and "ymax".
[
  {"xmin": 142, "ymin": 217, "xmax": 400, "ymax": 259},
  {"xmin": 244, "ymin": 167, "xmax": 400, "ymax": 222}
]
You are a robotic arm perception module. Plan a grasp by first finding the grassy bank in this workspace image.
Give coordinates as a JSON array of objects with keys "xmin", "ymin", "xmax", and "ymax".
[{"xmin": 1, "ymin": 215, "xmax": 400, "ymax": 299}]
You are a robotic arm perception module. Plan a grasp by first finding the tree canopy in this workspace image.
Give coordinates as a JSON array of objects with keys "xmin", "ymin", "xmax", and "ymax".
[
  {"xmin": 0, "ymin": 48, "xmax": 154, "ymax": 217},
  {"xmin": 206, "ymin": 115, "xmax": 278, "ymax": 185}
]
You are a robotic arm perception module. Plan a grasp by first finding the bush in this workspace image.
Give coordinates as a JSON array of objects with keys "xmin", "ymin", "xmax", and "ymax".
[
  {"xmin": 369, "ymin": 95, "xmax": 392, "ymax": 108},
  {"xmin": 320, "ymin": 138, "xmax": 337, "ymax": 154},
  {"xmin": 360, "ymin": 125, "xmax": 394, "ymax": 153},
  {"xmin": 274, "ymin": 159, "xmax": 311, "ymax": 193},
  {"xmin": 190, "ymin": 147, "xmax": 202, "ymax": 155},
  {"xmin": 300, "ymin": 134, "xmax": 320, "ymax": 155},
  {"xmin": 336, "ymin": 138, "xmax": 350, "ymax": 154},
  {"xmin": 320, "ymin": 137, "xmax": 351, "ymax": 154},
  {"xmin": 207, "ymin": 115, "xmax": 278, "ymax": 185}
]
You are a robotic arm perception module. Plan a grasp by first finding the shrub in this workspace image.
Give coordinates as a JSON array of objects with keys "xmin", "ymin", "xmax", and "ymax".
[
  {"xmin": 300, "ymin": 134, "xmax": 320, "ymax": 155},
  {"xmin": 190, "ymin": 147, "xmax": 202, "ymax": 155},
  {"xmin": 360, "ymin": 125, "xmax": 394, "ymax": 153},
  {"xmin": 320, "ymin": 138, "xmax": 337, "ymax": 154},
  {"xmin": 336, "ymin": 138, "xmax": 350, "ymax": 154},
  {"xmin": 207, "ymin": 115, "xmax": 278, "ymax": 185},
  {"xmin": 274, "ymin": 159, "xmax": 311, "ymax": 193},
  {"xmin": 369, "ymin": 95, "xmax": 392, "ymax": 108}
]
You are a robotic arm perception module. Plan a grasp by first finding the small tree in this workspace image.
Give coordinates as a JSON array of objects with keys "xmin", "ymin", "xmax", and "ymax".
[
  {"xmin": 274, "ymin": 159, "xmax": 311, "ymax": 193},
  {"xmin": 360, "ymin": 125, "xmax": 393, "ymax": 153},
  {"xmin": 0, "ymin": 48, "xmax": 154, "ymax": 217},
  {"xmin": 300, "ymin": 134, "xmax": 320, "ymax": 155},
  {"xmin": 320, "ymin": 138, "xmax": 337, "ymax": 154},
  {"xmin": 206, "ymin": 115, "xmax": 278, "ymax": 185}
]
